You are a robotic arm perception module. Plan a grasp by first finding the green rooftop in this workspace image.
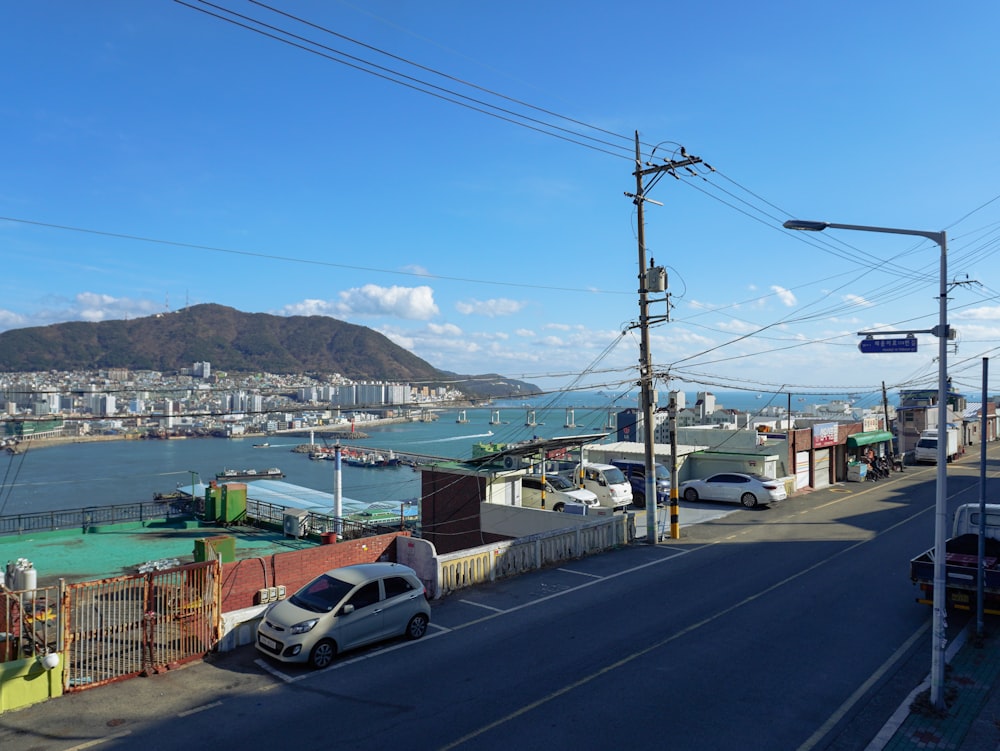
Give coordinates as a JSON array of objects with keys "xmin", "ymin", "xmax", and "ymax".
[{"xmin": 1, "ymin": 516, "xmax": 318, "ymax": 588}]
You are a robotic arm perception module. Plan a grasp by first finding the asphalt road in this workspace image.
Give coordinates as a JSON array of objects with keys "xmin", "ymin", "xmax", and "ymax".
[{"xmin": 4, "ymin": 443, "xmax": 998, "ymax": 751}]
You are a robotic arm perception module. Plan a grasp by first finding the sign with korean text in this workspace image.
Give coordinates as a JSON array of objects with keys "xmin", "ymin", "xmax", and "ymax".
[
  {"xmin": 812, "ymin": 422, "xmax": 838, "ymax": 448},
  {"xmin": 858, "ymin": 336, "xmax": 917, "ymax": 354}
]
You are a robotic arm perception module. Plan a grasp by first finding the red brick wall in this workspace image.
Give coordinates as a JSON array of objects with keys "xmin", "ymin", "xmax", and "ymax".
[{"xmin": 219, "ymin": 532, "xmax": 409, "ymax": 612}]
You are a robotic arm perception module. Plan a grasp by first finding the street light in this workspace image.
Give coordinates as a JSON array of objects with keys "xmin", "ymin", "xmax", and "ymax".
[{"xmin": 783, "ymin": 218, "xmax": 950, "ymax": 709}]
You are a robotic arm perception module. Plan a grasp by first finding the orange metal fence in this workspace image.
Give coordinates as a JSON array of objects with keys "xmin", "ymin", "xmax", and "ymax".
[{"xmin": 62, "ymin": 560, "xmax": 220, "ymax": 691}]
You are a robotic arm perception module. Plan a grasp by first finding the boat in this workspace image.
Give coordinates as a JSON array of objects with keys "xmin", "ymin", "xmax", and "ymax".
[
  {"xmin": 216, "ymin": 467, "xmax": 285, "ymax": 481},
  {"xmin": 341, "ymin": 449, "xmax": 401, "ymax": 468},
  {"xmin": 252, "ymin": 442, "xmax": 270, "ymax": 448}
]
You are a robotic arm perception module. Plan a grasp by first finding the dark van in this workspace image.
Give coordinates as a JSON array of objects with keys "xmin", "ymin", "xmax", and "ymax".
[{"xmin": 610, "ymin": 459, "xmax": 671, "ymax": 508}]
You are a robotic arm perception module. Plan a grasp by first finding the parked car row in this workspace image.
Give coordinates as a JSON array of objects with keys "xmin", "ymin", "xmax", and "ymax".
[
  {"xmin": 521, "ymin": 474, "xmax": 599, "ymax": 512},
  {"xmin": 257, "ymin": 472, "xmax": 788, "ymax": 671},
  {"xmin": 521, "ymin": 464, "xmax": 786, "ymax": 513}
]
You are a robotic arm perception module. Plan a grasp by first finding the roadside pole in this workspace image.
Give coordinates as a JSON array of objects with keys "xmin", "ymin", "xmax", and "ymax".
[{"xmin": 626, "ymin": 131, "xmax": 704, "ymax": 543}]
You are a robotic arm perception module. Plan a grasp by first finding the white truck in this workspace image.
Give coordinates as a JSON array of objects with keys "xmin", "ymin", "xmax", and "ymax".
[
  {"xmin": 913, "ymin": 427, "xmax": 960, "ymax": 464},
  {"xmin": 910, "ymin": 503, "xmax": 1000, "ymax": 614},
  {"xmin": 565, "ymin": 462, "xmax": 633, "ymax": 511}
]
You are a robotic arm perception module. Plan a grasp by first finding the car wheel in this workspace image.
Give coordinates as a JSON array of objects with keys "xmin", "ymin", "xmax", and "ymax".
[
  {"xmin": 406, "ymin": 613, "xmax": 429, "ymax": 640},
  {"xmin": 552, "ymin": 502, "xmax": 565, "ymax": 512},
  {"xmin": 740, "ymin": 492, "xmax": 758, "ymax": 509},
  {"xmin": 683, "ymin": 487, "xmax": 699, "ymax": 502},
  {"xmin": 309, "ymin": 639, "xmax": 337, "ymax": 669}
]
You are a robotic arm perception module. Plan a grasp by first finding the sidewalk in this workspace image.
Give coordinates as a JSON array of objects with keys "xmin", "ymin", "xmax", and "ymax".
[{"xmin": 872, "ymin": 621, "xmax": 1000, "ymax": 751}]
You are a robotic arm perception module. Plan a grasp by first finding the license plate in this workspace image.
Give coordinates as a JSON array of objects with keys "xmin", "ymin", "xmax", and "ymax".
[{"xmin": 259, "ymin": 635, "xmax": 277, "ymax": 650}]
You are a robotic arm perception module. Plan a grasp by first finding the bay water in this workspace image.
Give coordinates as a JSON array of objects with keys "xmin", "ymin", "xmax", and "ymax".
[
  {"xmin": 0, "ymin": 390, "xmax": 854, "ymax": 516},
  {"xmin": 0, "ymin": 397, "xmax": 626, "ymax": 515}
]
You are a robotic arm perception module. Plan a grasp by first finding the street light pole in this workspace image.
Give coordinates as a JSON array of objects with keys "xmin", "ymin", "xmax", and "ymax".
[{"xmin": 783, "ymin": 218, "xmax": 950, "ymax": 709}]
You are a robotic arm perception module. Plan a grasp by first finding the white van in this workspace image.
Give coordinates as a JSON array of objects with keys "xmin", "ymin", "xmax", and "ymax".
[
  {"xmin": 567, "ymin": 463, "xmax": 633, "ymax": 511},
  {"xmin": 520, "ymin": 475, "xmax": 599, "ymax": 512},
  {"xmin": 914, "ymin": 427, "xmax": 960, "ymax": 464}
]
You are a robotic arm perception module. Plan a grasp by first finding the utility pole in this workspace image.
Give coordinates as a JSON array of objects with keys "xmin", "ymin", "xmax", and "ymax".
[
  {"xmin": 881, "ymin": 381, "xmax": 893, "ymax": 463},
  {"xmin": 626, "ymin": 131, "xmax": 704, "ymax": 544}
]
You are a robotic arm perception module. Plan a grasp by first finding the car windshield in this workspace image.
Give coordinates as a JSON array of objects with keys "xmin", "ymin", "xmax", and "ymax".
[
  {"xmin": 603, "ymin": 467, "xmax": 626, "ymax": 484},
  {"xmin": 290, "ymin": 574, "xmax": 356, "ymax": 613},
  {"xmin": 547, "ymin": 475, "xmax": 574, "ymax": 491},
  {"xmin": 654, "ymin": 465, "xmax": 671, "ymax": 480}
]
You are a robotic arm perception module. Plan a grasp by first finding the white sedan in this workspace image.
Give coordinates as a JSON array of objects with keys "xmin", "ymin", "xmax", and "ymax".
[{"xmin": 679, "ymin": 472, "xmax": 787, "ymax": 508}]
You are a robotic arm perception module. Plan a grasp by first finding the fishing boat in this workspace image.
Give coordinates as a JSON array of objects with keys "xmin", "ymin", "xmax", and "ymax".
[
  {"xmin": 252, "ymin": 442, "xmax": 270, "ymax": 448},
  {"xmin": 342, "ymin": 449, "xmax": 401, "ymax": 468}
]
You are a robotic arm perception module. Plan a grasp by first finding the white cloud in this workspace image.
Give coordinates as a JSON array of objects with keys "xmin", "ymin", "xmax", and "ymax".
[
  {"xmin": 771, "ymin": 285, "xmax": 797, "ymax": 306},
  {"xmin": 427, "ymin": 322, "xmax": 462, "ymax": 336},
  {"xmin": 842, "ymin": 293, "xmax": 874, "ymax": 308},
  {"xmin": 65, "ymin": 293, "xmax": 161, "ymax": 324},
  {"xmin": 0, "ymin": 292, "xmax": 162, "ymax": 332},
  {"xmin": 715, "ymin": 319, "xmax": 759, "ymax": 333},
  {"xmin": 0, "ymin": 309, "xmax": 29, "ymax": 329},
  {"xmin": 283, "ymin": 285, "xmax": 439, "ymax": 321},
  {"xmin": 956, "ymin": 305, "xmax": 1000, "ymax": 321},
  {"xmin": 280, "ymin": 299, "xmax": 335, "ymax": 317},
  {"xmin": 454, "ymin": 298, "xmax": 525, "ymax": 317},
  {"xmin": 400, "ymin": 264, "xmax": 431, "ymax": 277}
]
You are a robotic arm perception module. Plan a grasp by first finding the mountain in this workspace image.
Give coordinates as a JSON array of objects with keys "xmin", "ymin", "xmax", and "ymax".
[{"xmin": 0, "ymin": 304, "xmax": 539, "ymax": 397}]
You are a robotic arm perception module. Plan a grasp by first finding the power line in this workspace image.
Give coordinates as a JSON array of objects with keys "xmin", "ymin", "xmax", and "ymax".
[
  {"xmin": 0, "ymin": 215, "xmax": 632, "ymax": 297},
  {"xmin": 178, "ymin": 0, "xmax": 635, "ymax": 160}
]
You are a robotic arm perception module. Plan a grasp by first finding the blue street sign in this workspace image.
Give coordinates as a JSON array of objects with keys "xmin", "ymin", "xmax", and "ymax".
[{"xmin": 858, "ymin": 337, "xmax": 918, "ymax": 353}]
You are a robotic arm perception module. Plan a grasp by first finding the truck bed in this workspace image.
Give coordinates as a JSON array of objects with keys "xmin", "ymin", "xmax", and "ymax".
[{"xmin": 910, "ymin": 534, "xmax": 1000, "ymax": 592}]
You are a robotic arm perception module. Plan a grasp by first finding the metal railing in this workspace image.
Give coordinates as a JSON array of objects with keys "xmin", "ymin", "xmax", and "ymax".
[
  {"xmin": 0, "ymin": 494, "xmax": 407, "ymax": 544},
  {"xmin": 245, "ymin": 498, "xmax": 409, "ymax": 539},
  {"xmin": 0, "ymin": 500, "xmax": 192, "ymax": 536}
]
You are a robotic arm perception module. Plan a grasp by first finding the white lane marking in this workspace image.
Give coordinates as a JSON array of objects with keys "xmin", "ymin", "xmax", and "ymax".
[
  {"xmin": 178, "ymin": 700, "xmax": 222, "ymax": 718},
  {"xmin": 66, "ymin": 730, "xmax": 131, "ymax": 750},
  {"xmin": 459, "ymin": 599, "xmax": 504, "ymax": 612}
]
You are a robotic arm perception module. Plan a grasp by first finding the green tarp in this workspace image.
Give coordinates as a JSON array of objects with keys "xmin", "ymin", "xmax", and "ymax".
[{"xmin": 846, "ymin": 430, "xmax": 894, "ymax": 448}]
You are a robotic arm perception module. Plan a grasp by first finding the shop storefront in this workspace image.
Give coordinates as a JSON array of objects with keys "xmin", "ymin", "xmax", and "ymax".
[{"xmin": 846, "ymin": 430, "xmax": 894, "ymax": 481}]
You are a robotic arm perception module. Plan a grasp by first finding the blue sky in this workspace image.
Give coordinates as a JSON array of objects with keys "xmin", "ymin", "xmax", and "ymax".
[{"xmin": 3, "ymin": 1, "xmax": 1000, "ymax": 405}]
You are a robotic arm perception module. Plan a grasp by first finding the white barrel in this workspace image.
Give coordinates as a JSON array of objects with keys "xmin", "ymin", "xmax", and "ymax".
[{"xmin": 16, "ymin": 565, "xmax": 37, "ymax": 592}]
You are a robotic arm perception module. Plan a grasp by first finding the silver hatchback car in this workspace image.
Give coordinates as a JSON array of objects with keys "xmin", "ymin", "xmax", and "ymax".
[{"xmin": 256, "ymin": 562, "xmax": 431, "ymax": 669}]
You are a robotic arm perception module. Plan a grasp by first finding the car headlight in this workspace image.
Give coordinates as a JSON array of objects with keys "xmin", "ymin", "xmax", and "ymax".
[{"xmin": 291, "ymin": 618, "xmax": 319, "ymax": 634}]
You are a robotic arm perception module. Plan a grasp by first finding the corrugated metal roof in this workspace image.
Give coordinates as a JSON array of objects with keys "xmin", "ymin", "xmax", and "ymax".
[
  {"xmin": 175, "ymin": 479, "xmax": 391, "ymax": 518},
  {"xmin": 234, "ymin": 479, "xmax": 370, "ymax": 514},
  {"xmin": 964, "ymin": 402, "xmax": 982, "ymax": 419}
]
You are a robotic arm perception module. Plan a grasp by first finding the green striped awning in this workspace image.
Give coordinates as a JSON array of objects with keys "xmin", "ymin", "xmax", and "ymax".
[{"xmin": 846, "ymin": 430, "xmax": 894, "ymax": 448}]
